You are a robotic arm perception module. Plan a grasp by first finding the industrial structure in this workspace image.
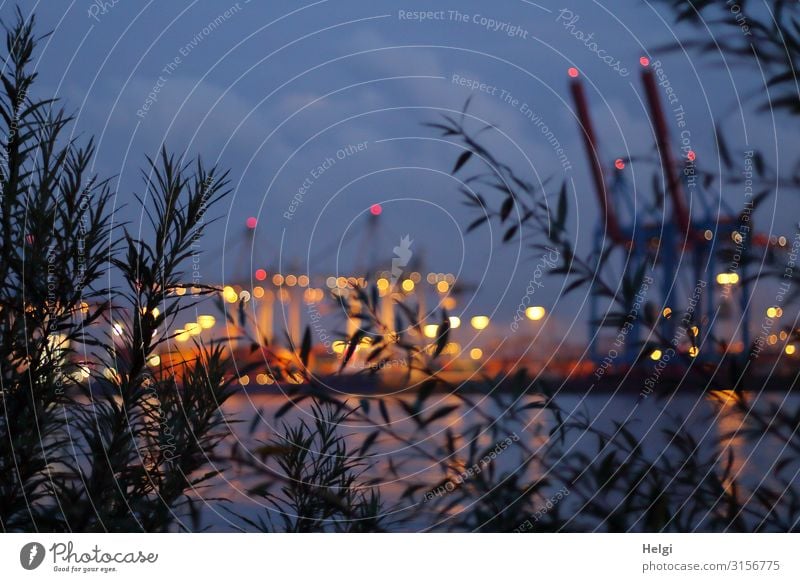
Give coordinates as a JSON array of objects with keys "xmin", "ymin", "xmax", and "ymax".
[{"xmin": 569, "ymin": 58, "xmax": 785, "ymax": 366}]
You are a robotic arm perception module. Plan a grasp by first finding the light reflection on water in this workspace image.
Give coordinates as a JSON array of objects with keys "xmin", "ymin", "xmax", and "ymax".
[{"xmin": 191, "ymin": 390, "xmax": 797, "ymax": 531}]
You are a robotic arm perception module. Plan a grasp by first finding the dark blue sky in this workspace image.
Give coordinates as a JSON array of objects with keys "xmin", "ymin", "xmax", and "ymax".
[{"xmin": 15, "ymin": 0, "xmax": 795, "ymax": 341}]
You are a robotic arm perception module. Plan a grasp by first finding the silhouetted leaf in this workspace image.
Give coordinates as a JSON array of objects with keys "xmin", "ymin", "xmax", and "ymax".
[
  {"xmin": 500, "ymin": 197, "xmax": 514, "ymax": 222},
  {"xmin": 453, "ymin": 150, "xmax": 473, "ymax": 174},
  {"xmin": 300, "ymin": 326, "xmax": 312, "ymax": 367},
  {"xmin": 466, "ymin": 215, "xmax": 489, "ymax": 233}
]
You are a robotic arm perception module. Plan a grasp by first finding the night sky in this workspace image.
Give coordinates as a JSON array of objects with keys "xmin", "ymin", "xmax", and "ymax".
[{"xmin": 18, "ymin": 0, "xmax": 796, "ymax": 341}]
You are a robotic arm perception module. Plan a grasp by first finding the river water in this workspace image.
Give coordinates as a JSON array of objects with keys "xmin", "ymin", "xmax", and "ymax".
[{"xmin": 191, "ymin": 389, "xmax": 797, "ymax": 531}]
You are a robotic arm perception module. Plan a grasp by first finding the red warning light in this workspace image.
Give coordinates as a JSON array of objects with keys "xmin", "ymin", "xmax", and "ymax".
[
  {"xmin": 246, "ymin": 216, "xmax": 258, "ymax": 229},
  {"xmin": 567, "ymin": 67, "xmax": 579, "ymax": 78},
  {"xmin": 687, "ymin": 150, "xmax": 696, "ymax": 162},
  {"xmin": 370, "ymin": 204, "xmax": 383, "ymax": 216},
  {"xmin": 255, "ymin": 269, "xmax": 267, "ymax": 281},
  {"xmin": 614, "ymin": 158, "xmax": 626, "ymax": 170},
  {"xmin": 639, "ymin": 56, "xmax": 650, "ymax": 67}
]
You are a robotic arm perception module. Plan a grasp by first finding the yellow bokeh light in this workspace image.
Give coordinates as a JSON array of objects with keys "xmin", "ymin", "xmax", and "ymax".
[
  {"xmin": 688, "ymin": 346, "xmax": 699, "ymax": 358},
  {"xmin": 471, "ymin": 316, "xmax": 490, "ymax": 330},
  {"xmin": 767, "ymin": 306, "xmax": 782, "ymax": 318},
  {"xmin": 650, "ymin": 349, "xmax": 663, "ymax": 361},
  {"xmin": 147, "ymin": 354, "xmax": 161, "ymax": 367},
  {"xmin": 786, "ymin": 344, "xmax": 796, "ymax": 356},
  {"xmin": 448, "ymin": 316, "xmax": 461, "ymax": 329},
  {"xmin": 223, "ymin": 286, "xmax": 238, "ymax": 303},
  {"xmin": 423, "ymin": 324, "xmax": 439, "ymax": 339},
  {"xmin": 332, "ymin": 340, "xmax": 347, "ymax": 354},
  {"xmin": 525, "ymin": 306, "xmax": 546, "ymax": 321},
  {"xmin": 141, "ymin": 306, "xmax": 161, "ymax": 319},
  {"xmin": 716, "ymin": 272, "xmax": 740, "ymax": 285},
  {"xmin": 377, "ymin": 278, "xmax": 389, "ymax": 291},
  {"xmin": 175, "ymin": 329, "xmax": 191, "ymax": 343},
  {"xmin": 185, "ymin": 322, "xmax": 202, "ymax": 336},
  {"xmin": 175, "ymin": 287, "xmax": 187, "ymax": 296},
  {"xmin": 239, "ymin": 375, "xmax": 250, "ymax": 386},
  {"xmin": 444, "ymin": 342, "xmax": 460, "ymax": 355},
  {"xmin": 470, "ymin": 348, "xmax": 483, "ymax": 360},
  {"xmin": 401, "ymin": 279, "xmax": 415, "ymax": 293},
  {"xmin": 436, "ymin": 281, "xmax": 449, "ymax": 293},
  {"xmin": 197, "ymin": 315, "xmax": 216, "ymax": 329},
  {"xmin": 662, "ymin": 307, "xmax": 672, "ymax": 319}
]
